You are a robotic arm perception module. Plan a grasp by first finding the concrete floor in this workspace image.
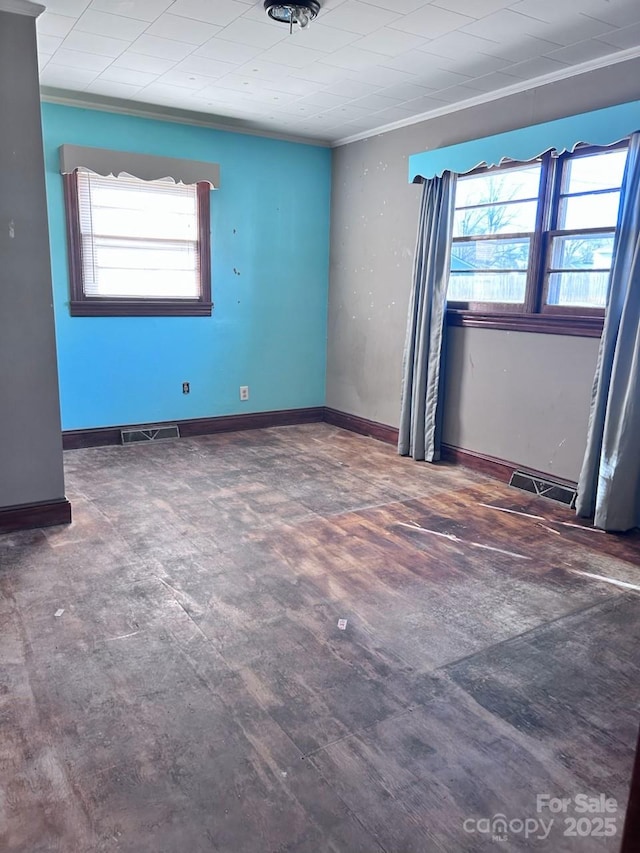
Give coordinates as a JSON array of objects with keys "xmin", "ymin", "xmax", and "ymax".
[{"xmin": 1, "ymin": 424, "xmax": 638, "ymax": 852}]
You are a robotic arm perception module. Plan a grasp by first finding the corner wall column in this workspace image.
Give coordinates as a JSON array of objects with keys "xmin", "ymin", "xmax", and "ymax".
[{"xmin": 0, "ymin": 1, "xmax": 71, "ymax": 533}]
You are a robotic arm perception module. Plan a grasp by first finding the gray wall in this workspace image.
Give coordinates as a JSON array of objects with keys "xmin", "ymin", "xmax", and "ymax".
[
  {"xmin": 0, "ymin": 7, "xmax": 66, "ymax": 508},
  {"xmin": 327, "ymin": 58, "xmax": 640, "ymax": 482}
]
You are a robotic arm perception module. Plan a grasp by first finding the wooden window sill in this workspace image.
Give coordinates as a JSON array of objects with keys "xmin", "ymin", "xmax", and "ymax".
[
  {"xmin": 447, "ymin": 309, "xmax": 603, "ymax": 337},
  {"xmin": 70, "ymin": 300, "xmax": 213, "ymax": 317}
]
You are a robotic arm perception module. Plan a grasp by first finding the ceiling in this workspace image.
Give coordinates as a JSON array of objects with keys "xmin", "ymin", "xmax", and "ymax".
[{"xmin": 36, "ymin": 0, "xmax": 640, "ymax": 145}]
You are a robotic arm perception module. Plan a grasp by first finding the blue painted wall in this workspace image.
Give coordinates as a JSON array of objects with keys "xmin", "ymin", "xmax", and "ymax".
[{"xmin": 42, "ymin": 103, "xmax": 331, "ymax": 430}]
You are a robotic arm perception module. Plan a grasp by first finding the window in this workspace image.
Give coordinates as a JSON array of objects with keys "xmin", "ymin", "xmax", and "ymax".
[
  {"xmin": 64, "ymin": 171, "xmax": 212, "ymax": 316},
  {"xmin": 447, "ymin": 143, "xmax": 628, "ymax": 335}
]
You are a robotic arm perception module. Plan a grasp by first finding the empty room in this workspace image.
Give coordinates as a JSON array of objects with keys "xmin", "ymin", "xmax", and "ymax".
[{"xmin": 2, "ymin": 0, "xmax": 640, "ymax": 851}]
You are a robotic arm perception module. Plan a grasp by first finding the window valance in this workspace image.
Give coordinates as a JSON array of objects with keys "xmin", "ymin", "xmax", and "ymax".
[
  {"xmin": 59, "ymin": 144, "xmax": 220, "ymax": 188},
  {"xmin": 408, "ymin": 100, "xmax": 640, "ymax": 183}
]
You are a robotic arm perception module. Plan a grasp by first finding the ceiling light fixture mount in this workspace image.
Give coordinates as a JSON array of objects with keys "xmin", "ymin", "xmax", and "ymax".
[{"xmin": 264, "ymin": 1, "xmax": 321, "ymax": 35}]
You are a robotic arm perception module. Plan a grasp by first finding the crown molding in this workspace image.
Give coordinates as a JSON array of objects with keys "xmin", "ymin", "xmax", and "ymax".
[
  {"xmin": 0, "ymin": 0, "xmax": 44, "ymax": 16},
  {"xmin": 39, "ymin": 88, "xmax": 331, "ymax": 148},
  {"xmin": 332, "ymin": 45, "xmax": 640, "ymax": 148}
]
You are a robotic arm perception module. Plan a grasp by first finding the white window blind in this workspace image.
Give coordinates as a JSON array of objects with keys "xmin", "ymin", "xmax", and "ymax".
[{"xmin": 77, "ymin": 172, "xmax": 200, "ymax": 300}]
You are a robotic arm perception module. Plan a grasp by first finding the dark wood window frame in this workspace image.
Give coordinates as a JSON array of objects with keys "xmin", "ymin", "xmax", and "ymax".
[
  {"xmin": 63, "ymin": 172, "xmax": 212, "ymax": 317},
  {"xmin": 448, "ymin": 142, "xmax": 628, "ymax": 338}
]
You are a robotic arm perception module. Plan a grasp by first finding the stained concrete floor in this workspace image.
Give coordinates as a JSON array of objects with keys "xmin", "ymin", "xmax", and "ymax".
[{"xmin": 1, "ymin": 424, "xmax": 639, "ymax": 852}]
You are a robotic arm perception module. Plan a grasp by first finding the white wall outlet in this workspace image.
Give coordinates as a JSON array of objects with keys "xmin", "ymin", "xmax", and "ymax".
[{"xmin": 239, "ymin": 385, "xmax": 249, "ymax": 401}]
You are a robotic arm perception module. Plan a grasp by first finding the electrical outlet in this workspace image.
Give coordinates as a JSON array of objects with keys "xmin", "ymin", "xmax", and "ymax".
[
  {"xmin": 239, "ymin": 385, "xmax": 249, "ymax": 401},
  {"xmin": 182, "ymin": 382, "xmax": 190, "ymax": 394}
]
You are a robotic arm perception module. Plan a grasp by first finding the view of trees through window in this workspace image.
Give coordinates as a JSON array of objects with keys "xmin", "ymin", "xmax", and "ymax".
[{"xmin": 448, "ymin": 146, "xmax": 628, "ymax": 312}]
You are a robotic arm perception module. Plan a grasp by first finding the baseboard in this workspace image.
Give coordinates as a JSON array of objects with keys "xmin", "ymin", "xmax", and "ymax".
[
  {"xmin": 321, "ymin": 408, "xmax": 577, "ymax": 489},
  {"xmin": 441, "ymin": 443, "xmax": 578, "ymax": 489},
  {"xmin": 63, "ymin": 407, "xmax": 325, "ymax": 450},
  {"xmin": 323, "ymin": 407, "xmax": 399, "ymax": 445},
  {"xmin": 61, "ymin": 405, "xmax": 578, "ymax": 493},
  {"xmin": 0, "ymin": 498, "xmax": 72, "ymax": 534}
]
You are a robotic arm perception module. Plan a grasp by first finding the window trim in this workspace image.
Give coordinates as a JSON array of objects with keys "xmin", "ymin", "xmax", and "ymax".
[
  {"xmin": 447, "ymin": 142, "xmax": 627, "ymax": 337},
  {"xmin": 63, "ymin": 171, "xmax": 213, "ymax": 317}
]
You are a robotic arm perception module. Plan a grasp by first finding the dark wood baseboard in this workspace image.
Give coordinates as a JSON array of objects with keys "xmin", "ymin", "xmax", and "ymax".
[
  {"xmin": 63, "ymin": 407, "xmax": 325, "ymax": 450},
  {"xmin": 321, "ymin": 408, "xmax": 577, "ymax": 489},
  {"xmin": 441, "ymin": 443, "xmax": 578, "ymax": 489},
  {"xmin": 0, "ymin": 498, "xmax": 72, "ymax": 535},
  {"xmin": 62, "ymin": 404, "xmax": 578, "ymax": 493},
  {"xmin": 323, "ymin": 407, "xmax": 399, "ymax": 445}
]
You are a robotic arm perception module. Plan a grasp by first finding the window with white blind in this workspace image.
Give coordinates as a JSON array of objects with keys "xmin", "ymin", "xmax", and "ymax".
[{"xmin": 64, "ymin": 171, "xmax": 211, "ymax": 316}]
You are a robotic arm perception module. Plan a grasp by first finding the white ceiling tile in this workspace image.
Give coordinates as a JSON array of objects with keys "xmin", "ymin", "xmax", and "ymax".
[
  {"xmin": 422, "ymin": 67, "xmax": 473, "ymax": 89},
  {"xmin": 50, "ymin": 48, "xmax": 113, "ymax": 72},
  {"xmin": 37, "ymin": 34, "xmax": 64, "ymax": 54},
  {"xmin": 352, "ymin": 65, "xmax": 413, "ymax": 86},
  {"xmin": 215, "ymin": 19, "xmax": 288, "ymax": 49},
  {"xmin": 326, "ymin": 79, "xmax": 379, "ymax": 97},
  {"xmin": 320, "ymin": 1, "xmax": 401, "ymax": 35},
  {"xmin": 99, "ymin": 66, "xmax": 158, "ymax": 86},
  {"xmin": 61, "ymin": 30, "xmax": 129, "ymax": 57},
  {"xmin": 462, "ymin": 70, "xmax": 524, "ymax": 92},
  {"xmin": 461, "ymin": 9, "xmax": 561, "ymax": 42},
  {"xmin": 381, "ymin": 82, "xmax": 437, "ymax": 100},
  {"xmin": 75, "ymin": 10, "xmax": 148, "ymax": 40},
  {"xmin": 432, "ymin": 0, "xmax": 512, "ymax": 15},
  {"xmin": 89, "ymin": 0, "xmax": 173, "ymax": 23},
  {"xmin": 111, "ymin": 51, "xmax": 177, "ymax": 74},
  {"xmin": 287, "ymin": 24, "xmax": 361, "ymax": 53},
  {"xmin": 357, "ymin": 0, "xmax": 430, "ymax": 12},
  {"xmin": 394, "ymin": 93, "xmax": 449, "ymax": 112},
  {"xmin": 505, "ymin": 56, "xmax": 570, "ymax": 79},
  {"xmin": 88, "ymin": 79, "xmax": 142, "ymax": 98},
  {"xmin": 389, "ymin": 5, "xmax": 473, "ymax": 39},
  {"xmin": 145, "ymin": 13, "xmax": 222, "ymax": 45},
  {"xmin": 452, "ymin": 53, "xmax": 511, "ymax": 77},
  {"xmin": 232, "ymin": 60, "xmax": 298, "ymax": 82},
  {"xmin": 474, "ymin": 34, "xmax": 567, "ymax": 62},
  {"xmin": 352, "ymin": 27, "xmax": 427, "ymax": 57},
  {"xmin": 546, "ymin": 38, "xmax": 622, "ymax": 64},
  {"xmin": 351, "ymin": 92, "xmax": 402, "ymax": 110},
  {"xmin": 582, "ymin": 0, "xmax": 640, "ymax": 27},
  {"xmin": 40, "ymin": 64, "xmax": 99, "ymax": 88},
  {"xmin": 381, "ymin": 48, "xmax": 451, "ymax": 75},
  {"xmin": 373, "ymin": 105, "xmax": 423, "ymax": 123},
  {"xmin": 37, "ymin": 12, "xmax": 76, "ymax": 38},
  {"xmin": 289, "ymin": 63, "xmax": 348, "ymax": 84},
  {"xmin": 433, "ymin": 83, "xmax": 491, "ymax": 103},
  {"xmin": 260, "ymin": 42, "xmax": 328, "ymax": 68},
  {"xmin": 45, "ymin": 0, "xmax": 91, "ymax": 15},
  {"xmin": 598, "ymin": 21, "xmax": 640, "ymax": 50},
  {"xmin": 34, "ymin": 0, "xmax": 640, "ymax": 143},
  {"xmin": 155, "ymin": 69, "xmax": 213, "ymax": 90},
  {"xmin": 194, "ymin": 37, "xmax": 263, "ymax": 64},
  {"xmin": 513, "ymin": 15, "xmax": 614, "ymax": 47},
  {"xmin": 175, "ymin": 55, "xmax": 237, "ymax": 78},
  {"xmin": 421, "ymin": 31, "xmax": 507, "ymax": 60},
  {"xmin": 168, "ymin": 0, "xmax": 247, "ymax": 26},
  {"xmin": 322, "ymin": 103, "xmax": 376, "ymax": 121},
  {"xmin": 322, "ymin": 45, "xmax": 383, "ymax": 71},
  {"xmin": 298, "ymin": 91, "xmax": 353, "ymax": 108},
  {"xmin": 250, "ymin": 74, "xmax": 322, "ymax": 96},
  {"xmin": 129, "ymin": 34, "xmax": 196, "ymax": 61}
]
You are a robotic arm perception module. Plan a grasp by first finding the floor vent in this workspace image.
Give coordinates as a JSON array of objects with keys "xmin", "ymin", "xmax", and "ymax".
[
  {"xmin": 121, "ymin": 425, "xmax": 180, "ymax": 445},
  {"xmin": 509, "ymin": 470, "xmax": 577, "ymax": 508}
]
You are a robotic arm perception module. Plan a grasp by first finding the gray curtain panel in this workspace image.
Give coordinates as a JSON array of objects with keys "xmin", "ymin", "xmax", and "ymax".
[
  {"xmin": 576, "ymin": 131, "xmax": 640, "ymax": 531},
  {"xmin": 398, "ymin": 172, "xmax": 456, "ymax": 462}
]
